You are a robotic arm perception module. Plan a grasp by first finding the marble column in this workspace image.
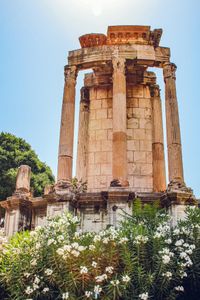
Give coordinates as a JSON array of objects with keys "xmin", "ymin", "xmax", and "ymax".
[
  {"xmin": 111, "ymin": 57, "xmax": 128, "ymax": 186},
  {"xmin": 150, "ymin": 85, "xmax": 166, "ymax": 192},
  {"xmin": 57, "ymin": 65, "xmax": 77, "ymax": 182},
  {"xmin": 76, "ymin": 87, "xmax": 90, "ymax": 182},
  {"xmin": 163, "ymin": 63, "xmax": 184, "ymax": 185}
]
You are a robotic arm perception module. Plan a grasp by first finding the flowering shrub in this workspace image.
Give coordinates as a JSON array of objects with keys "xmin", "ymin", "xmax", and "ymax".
[{"xmin": 0, "ymin": 200, "xmax": 200, "ymax": 299}]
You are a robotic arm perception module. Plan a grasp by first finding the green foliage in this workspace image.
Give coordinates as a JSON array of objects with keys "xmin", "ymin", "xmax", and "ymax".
[
  {"xmin": 0, "ymin": 132, "xmax": 55, "ymax": 200},
  {"xmin": 1, "ymin": 202, "xmax": 200, "ymax": 300}
]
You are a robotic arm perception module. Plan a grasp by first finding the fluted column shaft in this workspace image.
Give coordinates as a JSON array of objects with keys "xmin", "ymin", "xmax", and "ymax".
[
  {"xmin": 163, "ymin": 62, "xmax": 184, "ymax": 184},
  {"xmin": 150, "ymin": 85, "xmax": 166, "ymax": 192},
  {"xmin": 112, "ymin": 57, "xmax": 128, "ymax": 185},
  {"xmin": 57, "ymin": 66, "xmax": 77, "ymax": 182},
  {"xmin": 76, "ymin": 87, "xmax": 90, "ymax": 182}
]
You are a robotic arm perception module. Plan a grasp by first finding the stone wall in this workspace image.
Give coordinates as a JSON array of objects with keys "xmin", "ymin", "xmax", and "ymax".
[
  {"xmin": 86, "ymin": 83, "xmax": 153, "ymax": 192},
  {"xmin": 127, "ymin": 84, "xmax": 153, "ymax": 192},
  {"xmin": 87, "ymin": 86, "xmax": 113, "ymax": 191}
]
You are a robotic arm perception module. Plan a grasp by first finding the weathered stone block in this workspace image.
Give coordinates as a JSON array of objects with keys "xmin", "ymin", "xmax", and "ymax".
[
  {"xmin": 134, "ymin": 128, "xmax": 146, "ymax": 140},
  {"xmin": 108, "ymin": 108, "xmax": 113, "ymax": 119},
  {"xmin": 127, "ymin": 118, "xmax": 139, "ymax": 129},
  {"xmin": 127, "ymin": 98, "xmax": 139, "ymax": 108},
  {"xmin": 101, "ymin": 140, "xmax": 112, "ymax": 151},
  {"xmin": 89, "ymin": 119, "xmax": 101, "ymax": 130},
  {"xmin": 140, "ymin": 140, "xmax": 152, "ymax": 151},
  {"xmin": 127, "ymin": 151, "xmax": 134, "ymax": 162},
  {"xmin": 96, "ymin": 108, "xmax": 107, "ymax": 119},
  {"xmin": 132, "ymin": 85, "xmax": 144, "ymax": 98},
  {"xmin": 101, "ymin": 119, "xmax": 112, "ymax": 129},
  {"xmin": 95, "ymin": 152, "xmax": 108, "ymax": 164},
  {"xmin": 101, "ymin": 164, "xmax": 112, "ymax": 175},
  {"xmin": 96, "ymin": 129, "xmax": 107, "ymax": 140},
  {"xmin": 88, "ymin": 164, "xmax": 101, "ymax": 175},
  {"xmin": 127, "ymin": 140, "xmax": 140, "ymax": 151},
  {"xmin": 97, "ymin": 88, "xmax": 108, "ymax": 99},
  {"xmin": 139, "ymin": 119, "xmax": 152, "ymax": 129},
  {"xmin": 140, "ymin": 163, "xmax": 152, "ymax": 175},
  {"xmin": 132, "ymin": 108, "xmax": 145, "ymax": 118},
  {"xmin": 139, "ymin": 98, "xmax": 151, "ymax": 108},
  {"xmin": 88, "ymin": 140, "xmax": 101, "ymax": 152},
  {"xmin": 90, "ymin": 100, "xmax": 102, "ymax": 110},
  {"xmin": 134, "ymin": 151, "xmax": 146, "ymax": 162}
]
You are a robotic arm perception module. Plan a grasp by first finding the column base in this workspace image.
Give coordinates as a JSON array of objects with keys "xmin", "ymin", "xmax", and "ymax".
[
  {"xmin": 167, "ymin": 180, "xmax": 193, "ymax": 194},
  {"xmin": 110, "ymin": 178, "xmax": 129, "ymax": 188}
]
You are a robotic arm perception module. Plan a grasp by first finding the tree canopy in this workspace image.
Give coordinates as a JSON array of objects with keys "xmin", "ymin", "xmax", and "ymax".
[{"xmin": 0, "ymin": 132, "xmax": 55, "ymax": 200}]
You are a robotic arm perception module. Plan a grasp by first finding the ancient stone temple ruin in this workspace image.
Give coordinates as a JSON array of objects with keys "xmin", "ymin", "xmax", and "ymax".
[{"xmin": 1, "ymin": 25, "xmax": 196, "ymax": 236}]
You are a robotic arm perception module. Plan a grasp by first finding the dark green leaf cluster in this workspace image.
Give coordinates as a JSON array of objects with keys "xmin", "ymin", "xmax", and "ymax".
[{"xmin": 0, "ymin": 132, "xmax": 55, "ymax": 200}]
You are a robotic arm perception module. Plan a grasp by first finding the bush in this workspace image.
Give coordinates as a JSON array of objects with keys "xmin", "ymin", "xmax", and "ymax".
[{"xmin": 0, "ymin": 200, "xmax": 200, "ymax": 300}]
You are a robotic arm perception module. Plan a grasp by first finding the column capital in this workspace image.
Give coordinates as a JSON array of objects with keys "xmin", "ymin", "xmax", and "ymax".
[
  {"xmin": 149, "ymin": 84, "xmax": 160, "ymax": 98},
  {"xmin": 163, "ymin": 62, "xmax": 177, "ymax": 81},
  {"xmin": 112, "ymin": 56, "xmax": 126, "ymax": 75},
  {"xmin": 64, "ymin": 65, "xmax": 78, "ymax": 82}
]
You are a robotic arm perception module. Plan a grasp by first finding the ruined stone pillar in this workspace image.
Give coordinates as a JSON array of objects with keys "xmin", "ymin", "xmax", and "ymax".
[
  {"xmin": 150, "ymin": 85, "xmax": 166, "ymax": 192},
  {"xmin": 15, "ymin": 165, "xmax": 31, "ymax": 193},
  {"xmin": 57, "ymin": 65, "xmax": 77, "ymax": 182},
  {"xmin": 163, "ymin": 63, "xmax": 184, "ymax": 185},
  {"xmin": 76, "ymin": 87, "xmax": 90, "ymax": 182},
  {"xmin": 111, "ymin": 57, "xmax": 128, "ymax": 186}
]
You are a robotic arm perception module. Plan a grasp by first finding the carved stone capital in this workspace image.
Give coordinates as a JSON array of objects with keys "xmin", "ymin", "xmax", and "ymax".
[
  {"xmin": 163, "ymin": 62, "xmax": 177, "ymax": 81},
  {"xmin": 64, "ymin": 65, "xmax": 78, "ymax": 83},
  {"xmin": 150, "ymin": 84, "xmax": 160, "ymax": 98},
  {"xmin": 112, "ymin": 56, "xmax": 126, "ymax": 75}
]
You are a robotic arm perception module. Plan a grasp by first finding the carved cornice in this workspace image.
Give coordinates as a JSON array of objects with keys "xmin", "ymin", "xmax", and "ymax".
[{"xmin": 163, "ymin": 62, "xmax": 177, "ymax": 81}]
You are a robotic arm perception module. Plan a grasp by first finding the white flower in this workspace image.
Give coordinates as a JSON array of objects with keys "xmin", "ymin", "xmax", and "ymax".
[
  {"xmin": 85, "ymin": 291, "xmax": 93, "ymax": 298},
  {"xmin": 162, "ymin": 255, "xmax": 170, "ymax": 264},
  {"xmin": 80, "ymin": 266, "xmax": 88, "ymax": 274},
  {"xmin": 33, "ymin": 283, "xmax": 39, "ymax": 290},
  {"xmin": 63, "ymin": 245, "xmax": 72, "ymax": 251},
  {"xmin": 71, "ymin": 250, "xmax": 80, "ymax": 257},
  {"xmin": 45, "ymin": 268, "xmax": 53, "ymax": 276},
  {"xmin": 56, "ymin": 248, "xmax": 64, "ymax": 256},
  {"xmin": 78, "ymin": 245, "xmax": 86, "ymax": 252},
  {"xmin": 111, "ymin": 280, "xmax": 120, "ymax": 286},
  {"xmin": 103, "ymin": 237, "xmax": 109, "ymax": 244},
  {"xmin": 105, "ymin": 266, "xmax": 114, "ymax": 274},
  {"xmin": 43, "ymin": 287, "xmax": 50, "ymax": 293},
  {"xmin": 34, "ymin": 276, "xmax": 40, "ymax": 284},
  {"xmin": 94, "ymin": 235, "xmax": 101, "ymax": 242},
  {"xmin": 35, "ymin": 243, "xmax": 41, "ymax": 250},
  {"xmin": 30, "ymin": 259, "xmax": 37, "ymax": 266},
  {"xmin": 139, "ymin": 292, "xmax": 149, "ymax": 300},
  {"xmin": 92, "ymin": 261, "xmax": 97, "ymax": 268},
  {"xmin": 62, "ymin": 292, "xmax": 69, "ymax": 299},
  {"xmin": 95, "ymin": 274, "xmax": 107, "ymax": 282},
  {"xmin": 162, "ymin": 271, "xmax": 172, "ymax": 278},
  {"xmin": 175, "ymin": 286, "xmax": 184, "ymax": 292},
  {"xmin": 175, "ymin": 239, "xmax": 184, "ymax": 247},
  {"xmin": 94, "ymin": 285, "xmax": 102, "ymax": 294},
  {"xmin": 119, "ymin": 237, "xmax": 129, "ymax": 244},
  {"xmin": 165, "ymin": 238, "xmax": 172, "ymax": 244},
  {"xmin": 47, "ymin": 239, "xmax": 55, "ymax": 246},
  {"xmin": 25, "ymin": 286, "xmax": 34, "ymax": 295},
  {"xmin": 134, "ymin": 235, "xmax": 149, "ymax": 244},
  {"xmin": 122, "ymin": 275, "xmax": 131, "ymax": 283},
  {"xmin": 24, "ymin": 272, "xmax": 30, "ymax": 278},
  {"xmin": 89, "ymin": 245, "xmax": 95, "ymax": 251}
]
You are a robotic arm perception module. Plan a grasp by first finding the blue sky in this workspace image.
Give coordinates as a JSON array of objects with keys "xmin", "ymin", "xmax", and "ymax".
[{"xmin": 0, "ymin": 0, "xmax": 199, "ymax": 197}]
